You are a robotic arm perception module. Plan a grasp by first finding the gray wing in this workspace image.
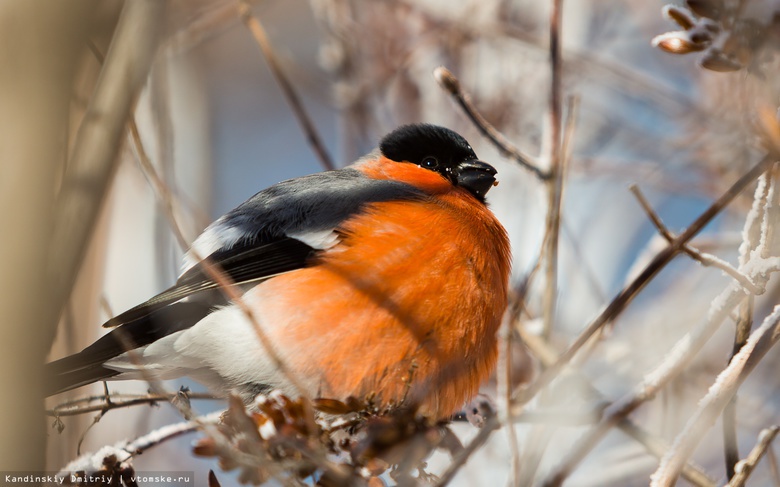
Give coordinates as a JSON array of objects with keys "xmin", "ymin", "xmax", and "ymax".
[{"xmin": 104, "ymin": 168, "xmax": 423, "ymax": 328}]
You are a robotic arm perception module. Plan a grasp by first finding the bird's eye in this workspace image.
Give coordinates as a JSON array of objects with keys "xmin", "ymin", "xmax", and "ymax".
[{"xmin": 421, "ymin": 156, "xmax": 439, "ymax": 169}]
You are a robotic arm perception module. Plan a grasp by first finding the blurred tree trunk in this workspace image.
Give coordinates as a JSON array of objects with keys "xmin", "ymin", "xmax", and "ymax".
[
  {"xmin": 0, "ymin": 0, "xmax": 164, "ymax": 470},
  {"xmin": 0, "ymin": 0, "xmax": 97, "ymax": 470}
]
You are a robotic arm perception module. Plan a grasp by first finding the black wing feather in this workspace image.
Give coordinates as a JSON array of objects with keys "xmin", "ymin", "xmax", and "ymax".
[
  {"xmin": 104, "ymin": 237, "xmax": 315, "ymax": 328},
  {"xmin": 45, "ymin": 301, "xmax": 214, "ymax": 395},
  {"xmin": 103, "ymin": 170, "xmax": 423, "ymax": 328}
]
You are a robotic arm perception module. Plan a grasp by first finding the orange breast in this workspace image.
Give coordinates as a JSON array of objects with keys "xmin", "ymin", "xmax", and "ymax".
[{"xmin": 248, "ymin": 161, "xmax": 511, "ymax": 419}]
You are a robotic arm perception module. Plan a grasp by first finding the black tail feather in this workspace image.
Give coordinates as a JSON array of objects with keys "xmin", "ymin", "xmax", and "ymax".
[
  {"xmin": 45, "ymin": 301, "xmax": 213, "ymax": 396},
  {"xmin": 45, "ymin": 359, "xmax": 120, "ymax": 396}
]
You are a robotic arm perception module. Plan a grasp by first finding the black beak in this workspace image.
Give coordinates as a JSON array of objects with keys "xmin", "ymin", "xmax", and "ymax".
[{"xmin": 455, "ymin": 160, "xmax": 497, "ymax": 200}]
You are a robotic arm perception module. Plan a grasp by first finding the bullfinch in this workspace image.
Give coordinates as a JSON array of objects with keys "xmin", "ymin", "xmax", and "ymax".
[{"xmin": 45, "ymin": 123, "xmax": 511, "ymax": 420}]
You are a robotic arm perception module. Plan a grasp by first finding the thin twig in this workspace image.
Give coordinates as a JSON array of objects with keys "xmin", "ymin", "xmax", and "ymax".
[
  {"xmin": 541, "ymin": 0, "xmax": 565, "ymax": 339},
  {"xmin": 238, "ymin": 1, "xmax": 335, "ymax": 171},
  {"xmin": 560, "ymin": 218, "xmax": 608, "ymax": 302},
  {"xmin": 542, "ymin": 95, "xmax": 578, "ymax": 342},
  {"xmin": 727, "ymin": 426, "xmax": 780, "ymax": 487},
  {"xmin": 724, "ymin": 297, "xmax": 754, "ymax": 479},
  {"xmin": 149, "ymin": 47, "xmax": 179, "ymax": 274},
  {"xmin": 767, "ymin": 442, "xmax": 780, "ymax": 486},
  {"xmin": 433, "ymin": 66, "xmax": 546, "ymax": 179},
  {"xmin": 76, "ymin": 413, "xmax": 101, "ymax": 457},
  {"xmin": 166, "ymin": 1, "xmax": 247, "ymax": 54},
  {"xmin": 618, "ymin": 422, "xmax": 715, "ymax": 487},
  {"xmin": 497, "ymin": 315, "xmax": 521, "ymax": 487},
  {"xmin": 128, "ymin": 120, "xmax": 190, "ymax": 251},
  {"xmin": 453, "ymin": 407, "xmax": 604, "ymax": 427},
  {"xmin": 187, "ymin": 252, "xmax": 317, "ymax": 430},
  {"xmin": 629, "ymin": 184, "xmax": 762, "ymax": 294},
  {"xmin": 520, "ymin": 114, "xmax": 575, "ymax": 480},
  {"xmin": 88, "ymin": 37, "xmax": 191, "ymax": 254},
  {"xmin": 513, "ymin": 154, "xmax": 775, "ymax": 411},
  {"xmin": 516, "ymin": 389, "xmax": 558, "ymax": 486},
  {"xmin": 434, "ymin": 414, "xmax": 501, "ymax": 487},
  {"xmin": 48, "ymin": 392, "xmax": 220, "ymax": 417}
]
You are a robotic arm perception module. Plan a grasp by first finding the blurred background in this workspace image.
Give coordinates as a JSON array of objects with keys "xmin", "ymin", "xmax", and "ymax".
[{"xmin": 1, "ymin": 0, "xmax": 779, "ymax": 485}]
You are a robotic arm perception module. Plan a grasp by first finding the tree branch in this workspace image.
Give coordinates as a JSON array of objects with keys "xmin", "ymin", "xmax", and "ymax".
[
  {"xmin": 238, "ymin": 1, "xmax": 335, "ymax": 171},
  {"xmin": 433, "ymin": 66, "xmax": 546, "ymax": 179},
  {"xmin": 48, "ymin": 392, "xmax": 220, "ymax": 418},
  {"xmin": 727, "ymin": 426, "xmax": 780, "ymax": 487},
  {"xmin": 629, "ymin": 184, "xmax": 762, "ymax": 294}
]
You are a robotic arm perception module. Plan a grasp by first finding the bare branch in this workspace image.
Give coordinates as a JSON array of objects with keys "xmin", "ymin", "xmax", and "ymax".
[
  {"xmin": 47, "ymin": 392, "xmax": 220, "ymax": 417},
  {"xmin": 724, "ymin": 297, "xmax": 755, "ymax": 479},
  {"xmin": 184, "ymin": 252, "xmax": 317, "ymax": 431},
  {"xmin": 766, "ymin": 441, "xmax": 780, "ymax": 485},
  {"xmin": 238, "ymin": 1, "xmax": 335, "ymax": 171},
  {"xmin": 433, "ymin": 414, "xmax": 501, "ymax": 487},
  {"xmin": 541, "ymin": 94, "xmax": 577, "ymax": 339},
  {"xmin": 497, "ymin": 316, "xmax": 521, "ymax": 486},
  {"xmin": 128, "ymin": 120, "xmax": 190, "ymax": 251},
  {"xmin": 727, "ymin": 426, "xmax": 780, "ymax": 487},
  {"xmin": 433, "ymin": 66, "xmax": 546, "ymax": 179},
  {"xmin": 629, "ymin": 184, "xmax": 762, "ymax": 294},
  {"xmin": 539, "ymin": 0, "xmax": 566, "ymax": 339}
]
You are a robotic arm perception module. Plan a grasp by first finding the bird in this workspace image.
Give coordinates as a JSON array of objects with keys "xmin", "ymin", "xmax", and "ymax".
[{"xmin": 45, "ymin": 123, "xmax": 512, "ymax": 420}]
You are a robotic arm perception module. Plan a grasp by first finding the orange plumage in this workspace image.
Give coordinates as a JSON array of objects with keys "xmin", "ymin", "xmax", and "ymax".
[{"xmin": 251, "ymin": 156, "xmax": 511, "ymax": 418}]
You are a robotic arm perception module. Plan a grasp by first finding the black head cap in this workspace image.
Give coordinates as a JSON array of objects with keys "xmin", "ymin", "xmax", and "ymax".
[
  {"xmin": 380, "ymin": 124, "xmax": 476, "ymax": 166},
  {"xmin": 379, "ymin": 123, "xmax": 497, "ymax": 201}
]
